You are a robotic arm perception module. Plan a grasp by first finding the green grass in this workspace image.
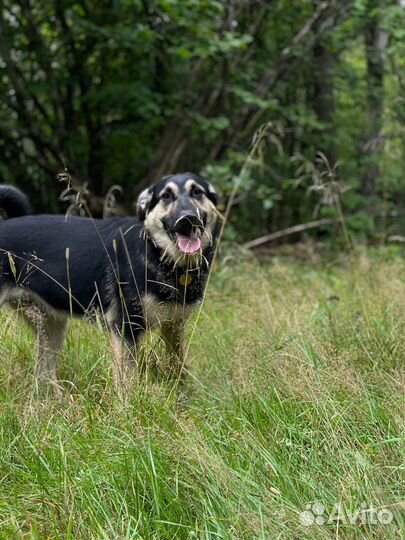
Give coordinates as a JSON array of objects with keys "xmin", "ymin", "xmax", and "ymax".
[{"xmin": 0, "ymin": 249, "xmax": 404, "ymax": 539}]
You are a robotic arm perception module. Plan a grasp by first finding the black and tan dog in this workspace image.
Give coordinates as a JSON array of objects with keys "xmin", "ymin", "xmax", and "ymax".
[{"xmin": 0, "ymin": 173, "xmax": 219, "ymax": 394}]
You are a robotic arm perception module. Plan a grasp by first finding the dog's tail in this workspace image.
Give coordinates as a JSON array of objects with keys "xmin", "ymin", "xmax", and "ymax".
[{"xmin": 0, "ymin": 185, "xmax": 32, "ymax": 219}]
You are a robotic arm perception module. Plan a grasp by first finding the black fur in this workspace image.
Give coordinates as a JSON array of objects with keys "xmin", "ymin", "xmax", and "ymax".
[
  {"xmin": 0, "ymin": 174, "xmax": 218, "ymax": 347},
  {"xmin": 0, "ymin": 185, "xmax": 32, "ymax": 218}
]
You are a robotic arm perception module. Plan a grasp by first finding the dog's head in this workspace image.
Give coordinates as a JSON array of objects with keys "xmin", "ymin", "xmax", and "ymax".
[{"xmin": 137, "ymin": 173, "xmax": 219, "ymax": 265}]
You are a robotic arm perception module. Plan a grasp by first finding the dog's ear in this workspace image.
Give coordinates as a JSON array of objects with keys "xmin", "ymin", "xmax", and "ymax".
[
  {"xmin": 205, "ymin": 181, "xmax": 218, "ymax": 206},
  {"xmin": 136, "ymin": 187, "xmax": 155, "ymax": 221}
]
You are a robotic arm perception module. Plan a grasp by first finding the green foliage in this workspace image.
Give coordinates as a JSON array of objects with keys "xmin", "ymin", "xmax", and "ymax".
[{"xmin": 0, "ymin": 0, "xmax": 404, "ymax": 240}]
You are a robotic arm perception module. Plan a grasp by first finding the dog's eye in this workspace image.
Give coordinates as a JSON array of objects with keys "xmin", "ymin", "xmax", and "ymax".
[
  {"xmin": 192, "ymin": 187, "xmax": 204, "ymax": 197},
  {"xmin": 161, "ymin": 191, "xmax": 173, "ymax": 202}
]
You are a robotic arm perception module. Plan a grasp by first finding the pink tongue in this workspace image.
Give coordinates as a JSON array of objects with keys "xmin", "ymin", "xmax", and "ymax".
[{"xmin": 177, "ymin": 234, "xmax": 201, "ymax": 254}]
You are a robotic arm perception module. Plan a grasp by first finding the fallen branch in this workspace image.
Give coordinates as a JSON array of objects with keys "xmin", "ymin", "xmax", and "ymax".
[
  {"xmin": 243, "ymin": 218, "xmax": 340, "ymax": 249},
  {"xmin": 387, "ymin": 235, "xmax": 405, "ymax": 244}
]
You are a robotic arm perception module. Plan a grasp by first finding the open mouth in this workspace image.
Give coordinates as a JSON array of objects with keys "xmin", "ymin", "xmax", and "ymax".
[
  {"xmin": 176, "ymin": 231, "xmax": 201, "ymax": 254},
  {"xmin": 163, "ymin": 213, "xmax": 205, "ymax": 255}
]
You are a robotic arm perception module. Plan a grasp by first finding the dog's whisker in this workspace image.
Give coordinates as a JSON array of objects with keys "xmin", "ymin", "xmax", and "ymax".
[
  {"xmin": 201, "ymin": 254, "xmax": 209, "ymax": 269},
  {"xmin": 160, "ymin": 245, "xmax": 170, "ymax": 263}
]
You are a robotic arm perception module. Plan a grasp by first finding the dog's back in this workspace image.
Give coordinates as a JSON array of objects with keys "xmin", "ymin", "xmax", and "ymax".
[{"xmin": 0, "ymin": 209, "xmax": 140, "ymax": 315}]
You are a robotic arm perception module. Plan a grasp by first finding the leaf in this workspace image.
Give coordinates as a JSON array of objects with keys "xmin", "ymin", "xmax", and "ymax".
[{"xmin": 7, "ymin": 251, "xmax": 17, "ymax": 281}]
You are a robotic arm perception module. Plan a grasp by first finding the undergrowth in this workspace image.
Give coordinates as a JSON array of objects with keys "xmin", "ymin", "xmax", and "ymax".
[{"xmin": 0, "ymin": 249, "xmax": 403, "ymax": 539}]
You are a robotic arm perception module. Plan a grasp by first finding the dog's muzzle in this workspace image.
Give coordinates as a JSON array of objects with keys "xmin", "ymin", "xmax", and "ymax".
[
  {"xmin": 173, "ymin": 212, "xmax": 201, "ymax": 236},
  {"xmin": 170, "ymin": 211, "xmax": 204, "ymax": 254}
]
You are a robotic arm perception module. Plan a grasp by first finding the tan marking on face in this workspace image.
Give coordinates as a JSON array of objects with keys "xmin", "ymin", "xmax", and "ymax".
[
  {"xmin": 144, "ymin": 179, "xmax": 218, "ymax": 267},
  {"xmin": 185, "ymin": 179, "xmax": 201, "ymax": 194},
  {"xmin": 183, "ymin": 180, "xmax": 217, "ymax": 244},
  {"xmin": 159, "ymin": 181, "xmax": 179, "ymax": 198},
  {"xmin": 144, "ymin": 198, "xmax": 184, "ymax": 264}
]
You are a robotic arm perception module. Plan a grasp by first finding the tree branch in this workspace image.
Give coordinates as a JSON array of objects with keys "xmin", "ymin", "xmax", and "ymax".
[{"xmin": 243, "ymin": 218, "xmax": 340, "ymax": 249}]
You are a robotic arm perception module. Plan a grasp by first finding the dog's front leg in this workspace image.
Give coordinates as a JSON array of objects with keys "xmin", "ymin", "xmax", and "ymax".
[
  {"xmin": 160, "ymin": 322, "xmax": 187, "ymax": 383},
  {"xmin": 111, "ymin": 331, "xmax": 138, "ymax": 399}
]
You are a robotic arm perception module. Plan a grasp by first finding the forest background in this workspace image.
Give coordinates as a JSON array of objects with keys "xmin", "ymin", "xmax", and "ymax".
[{"xmin": 0, "ymin": 0, "xmax": 404, "ymax": 245}]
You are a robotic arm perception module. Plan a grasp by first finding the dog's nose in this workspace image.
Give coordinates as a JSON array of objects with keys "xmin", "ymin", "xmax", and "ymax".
[{"xmin": 173, "ymin": 212, "xmax": 201, "ymax": 236}]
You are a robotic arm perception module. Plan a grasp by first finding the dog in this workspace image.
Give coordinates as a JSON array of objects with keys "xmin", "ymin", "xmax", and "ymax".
[{"xmin": 0, "ymin": 173, "xmax": 219, "ymax": 394}]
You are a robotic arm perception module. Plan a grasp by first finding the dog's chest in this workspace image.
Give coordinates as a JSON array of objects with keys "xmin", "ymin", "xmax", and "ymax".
[
  {"xmin": 146, "ymin": 265, "xmax": 206, "ymax": 304},
  {"xmin": 140, "ymin": 266, "xmax": 204, "ymax": 327},
  {"xmin": 141, "ymin": 293, "xmax": 196, "ymax": 328}
]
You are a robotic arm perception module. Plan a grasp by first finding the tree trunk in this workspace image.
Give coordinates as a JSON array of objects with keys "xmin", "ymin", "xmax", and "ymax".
[
  {"xmin": 361, "ymin": 1, "xmax": 388, "ymax": 198},
  {"xmin": 313, "ymin": 39, "xmax": 337, "ymax": 166}
]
